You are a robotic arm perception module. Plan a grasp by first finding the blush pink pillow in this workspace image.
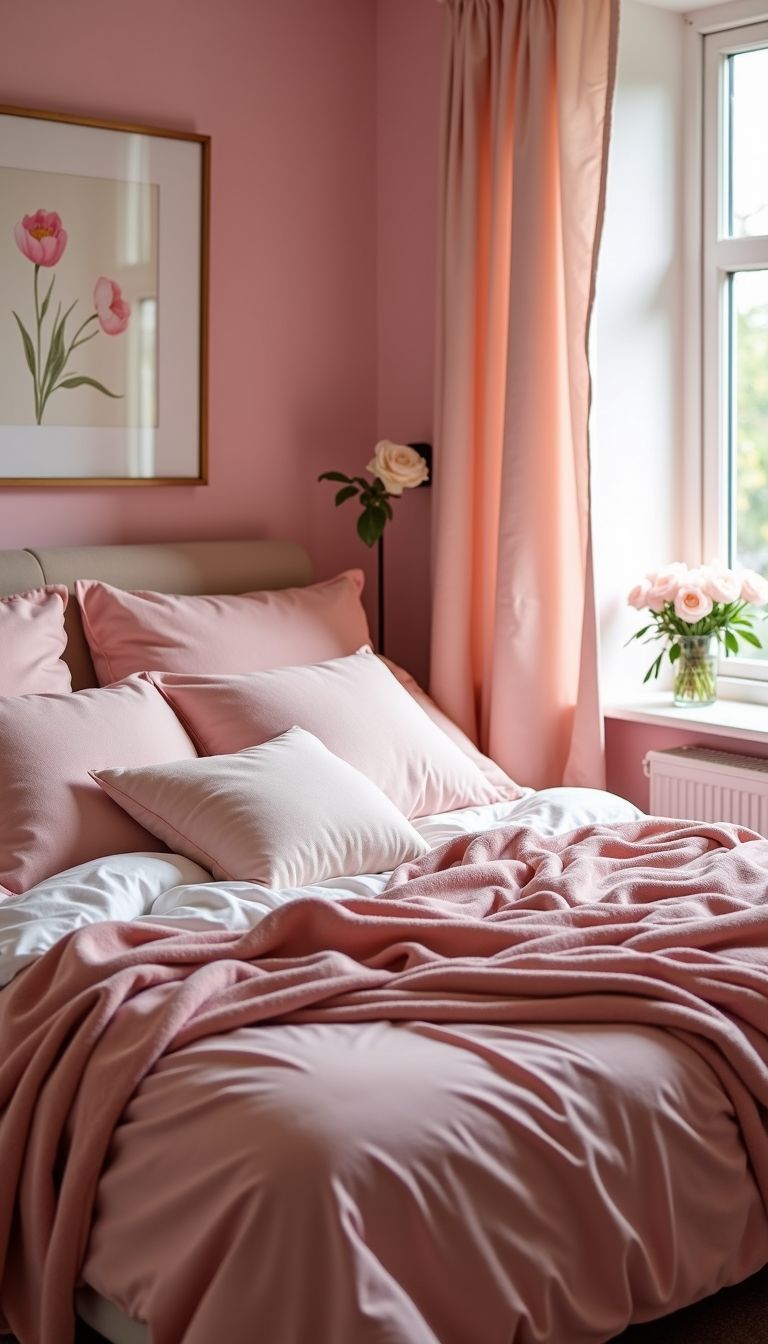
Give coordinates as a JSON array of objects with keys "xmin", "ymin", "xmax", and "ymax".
[
  {"xmin": 0, "ymin": 586, "xmax": 72, "ymax": 696},
  {"xmin": 0, "ymin": 676, "xmax": 198, "ymax": 895},
  {"xmin": 75, "ymin": 571, "xmax": 371, "ymax": 684},
  {"xmin": 150, "ymin": 648, "xmax": 509, "ymax": 819},
  {"xmin": 92, "ymin": 727, "xmax": 429, "ymax": 888},
  {"xmin": 382, "ymin": 658, "xmax": 522, "ymax": 801}
]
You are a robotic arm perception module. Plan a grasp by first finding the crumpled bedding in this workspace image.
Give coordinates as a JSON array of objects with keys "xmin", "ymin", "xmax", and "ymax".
[{"xmin": 1, "ymin": 812, "xmax": 768, "ymax": 1343}]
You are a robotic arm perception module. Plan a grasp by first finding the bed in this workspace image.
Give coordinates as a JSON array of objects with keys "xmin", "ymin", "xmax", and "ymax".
[{"xmin": 0, "ymin": 539, "xmax": 767, "ymax": 1344}]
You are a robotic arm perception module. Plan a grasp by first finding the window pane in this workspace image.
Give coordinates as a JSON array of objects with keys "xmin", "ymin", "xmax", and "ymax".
[
  {"xmin": 728, "ymin": 48, "xmax": 768, "ymax": 238},
  {"xmin": 731, "ymin": 271, "xmax": 768, "ymax": 661}
]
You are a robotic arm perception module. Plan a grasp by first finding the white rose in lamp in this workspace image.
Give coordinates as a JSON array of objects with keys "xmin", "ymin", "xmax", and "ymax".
[
  {"xmin": 366, "ymin": 440, "xmax": 430, "ymax": 496},
  {"xmin": 319, "ymin": 440, "xmax": 431, "ymax": 544},
  {"xmin": 318, "ymin": 440, "xmax": 431, "ymax": 651}
]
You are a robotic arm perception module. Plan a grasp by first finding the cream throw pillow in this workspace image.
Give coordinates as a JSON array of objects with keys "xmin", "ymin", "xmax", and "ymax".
[{"xmin": 91, "ymin": 727, "xmax": 430, "ymax": 889}]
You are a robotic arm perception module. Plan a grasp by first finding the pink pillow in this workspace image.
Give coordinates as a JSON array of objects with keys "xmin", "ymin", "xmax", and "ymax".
[
  {"xmin": 92, "ymin": 727, "xmax": 429, "ymax": 888},
  {"xmin": 0, "ymin": 676, "xmax": 198, "ymax": 895},
  {"xmin": 75, "ymin": 571, "xmax": 371, "ymax": 684},
  {"xmin": 149, "ymin": 648, "xmax": 509, "ymax": 819},
  {"xmin": 0, "ymin": 586, "xmax": 72, "ymax": 696},
  {"xmin": 382, "ymin": 658, "xmax": 522, "ymax": 801}
]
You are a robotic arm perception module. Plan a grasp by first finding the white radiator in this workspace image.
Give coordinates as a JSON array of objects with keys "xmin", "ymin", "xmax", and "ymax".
[{"xmin": 643, "ymin": 746, "xmax": 768, "ymax": 832}]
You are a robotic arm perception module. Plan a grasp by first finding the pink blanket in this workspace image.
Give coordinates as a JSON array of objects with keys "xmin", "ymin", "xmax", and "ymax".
[{"xmin": 2, "ymin": 818, "xmax": 768, "ymax": 1343}]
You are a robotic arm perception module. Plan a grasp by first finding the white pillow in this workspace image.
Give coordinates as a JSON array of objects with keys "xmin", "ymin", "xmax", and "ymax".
[{"xmin": 91, "ymin": 727, "xmax": 430, "ymax": 889}]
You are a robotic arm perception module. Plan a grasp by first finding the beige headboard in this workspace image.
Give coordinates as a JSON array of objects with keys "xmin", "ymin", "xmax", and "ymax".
[{"xmin": 0, "ymin": 539, "xmax": 313, "ymax": 690}]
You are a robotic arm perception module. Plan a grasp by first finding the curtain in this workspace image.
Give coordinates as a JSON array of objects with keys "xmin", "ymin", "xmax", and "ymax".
[{"xmin": 430, "ymin": 0, "xmax": 619, "ymax": 790}]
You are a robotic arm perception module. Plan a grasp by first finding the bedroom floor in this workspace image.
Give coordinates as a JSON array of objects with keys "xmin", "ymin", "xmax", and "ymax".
[
  {"xmin": 610, "ymin": 1263, "xmax": 768, "ymax": 1342},
  {"xmin": 65, "ymin": 1264, "xmax": 768, "ymax": 1344}
]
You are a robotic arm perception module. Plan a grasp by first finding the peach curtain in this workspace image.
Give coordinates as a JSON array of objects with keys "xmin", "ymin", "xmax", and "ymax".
[{"xmin": 430, "ymin": 0, "xmax": 618, "ymax": 790}]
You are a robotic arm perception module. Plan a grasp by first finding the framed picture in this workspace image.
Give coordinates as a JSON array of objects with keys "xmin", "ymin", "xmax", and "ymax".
[{"xmin": 0, "ymin": 106, "xmax": 209, "ymax": 486}]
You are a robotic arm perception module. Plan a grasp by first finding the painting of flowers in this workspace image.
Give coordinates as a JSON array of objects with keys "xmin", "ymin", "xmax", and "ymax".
[
  {"xmin": 13, "ymin": 208, "xmax": 132, "ymax": 424},
  {"xmin": 0, "ymin": 105, "xmax": 208, "ymax": 485},
  {"xmin": 3, "ymin": 169, "xmax": 155, "ymax": 431}
]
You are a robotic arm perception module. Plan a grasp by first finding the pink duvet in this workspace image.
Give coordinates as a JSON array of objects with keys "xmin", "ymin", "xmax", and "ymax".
[{"xmin": 2, "ymin": 818, "xmax": 768, "ymax": 1343}]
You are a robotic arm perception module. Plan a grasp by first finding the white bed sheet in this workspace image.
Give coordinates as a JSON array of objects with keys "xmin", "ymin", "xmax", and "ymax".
[{"xmin": 0, "ymin": 787, "xmax": 642, "ymax": 988}]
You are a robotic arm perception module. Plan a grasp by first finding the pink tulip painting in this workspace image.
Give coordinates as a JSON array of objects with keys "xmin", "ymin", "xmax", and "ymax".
[
  {"xmin": 14, "ymin": 210, "xmax": 68, "ymax": 267},
  {"xmin": 12, "ymin": 208, "xmax": 131, "ymax": 425},
  {"xmin": 94, "ymin": 277, "xmax": 131, "ymax": 336}
]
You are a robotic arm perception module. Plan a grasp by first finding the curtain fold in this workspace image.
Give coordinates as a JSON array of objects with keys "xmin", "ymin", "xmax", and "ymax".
[{"xmin": 430, "ymin": 0, "xmax": 619, "ymax": 790}]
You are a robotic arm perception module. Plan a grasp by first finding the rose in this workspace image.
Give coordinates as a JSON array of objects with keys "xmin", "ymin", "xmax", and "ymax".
[
  {"xmin": 644, "ymin": 562, "xmax": 686, "ymax": 611},
  {"xmin": 627, "ymin": 579, "xmax": 652, "ymax": 610},
  {"xmin": 740, "ymin": 568, "xmax": 768, "ymax": 606},
  {"xmin": 367, "ymin": 440, "xmax": 429, "ymax": 496},
  {"xmin": 94, "ymin": 276, "xmax": 131, "ymax": 335},
  {"xmin": 627, "ymin": 559, "xmax": 768, "ymax": 686},
  {"xmin": 14, "ymin": 209, "xmax": 68, "ymax": 267},
  {"xmin": 673, "ymin": 585, "xmax": 713, "ymax": 623},
  {"xmin": 702, "ymin": 564, "xmax": 741, "ymax": 603}
]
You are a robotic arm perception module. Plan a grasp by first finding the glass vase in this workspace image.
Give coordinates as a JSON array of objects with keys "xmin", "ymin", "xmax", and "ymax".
[{"xmin": 673, "ymin": 635, "xmax": 717, "ymax": 707}]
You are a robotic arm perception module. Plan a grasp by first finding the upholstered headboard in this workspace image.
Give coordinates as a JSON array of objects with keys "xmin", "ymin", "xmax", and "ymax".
[{"xmin": 0, "ymin": 540, "xmax": 313, "ymax": 690}]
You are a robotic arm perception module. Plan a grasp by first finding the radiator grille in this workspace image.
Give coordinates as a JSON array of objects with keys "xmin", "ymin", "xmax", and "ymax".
[{"xmin": 643, "ymin": 746, "xmax": 768, "ymax": 832}]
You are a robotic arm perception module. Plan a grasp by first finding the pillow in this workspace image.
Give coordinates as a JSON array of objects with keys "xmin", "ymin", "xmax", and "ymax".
[
  {"xmin": 149, "ymin": 648, "xmax": 510, "ymax": 819},
  {"xmin": 75, "ymin": 570, "xmax": 371, "ymax": 684},
  {"xmin": 92, "ymin": 727, "xmax": 430, "ymax": 889},
  {"xmin": 0, "ymin": 586, "xmax": 72, "ymax": 696},
  {"xmin": 0, "ymin": 676, "xmax": 198, "ymax": 895},
  {"xmin": 382, "ymin": 658, "xmax": 522, "ymax": 801}
]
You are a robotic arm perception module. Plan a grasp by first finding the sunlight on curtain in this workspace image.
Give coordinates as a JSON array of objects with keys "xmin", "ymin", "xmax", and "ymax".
[{"xmin": 430, "ymin": 0, "xmax": 619, "ymax": 788}]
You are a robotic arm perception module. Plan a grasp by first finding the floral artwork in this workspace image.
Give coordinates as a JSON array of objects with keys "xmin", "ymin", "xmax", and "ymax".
[
  {"xmin": 12, "ymin": 208, "xmax": 130, "ymax": 425},
  {"xmin": 0, "ymin": 106, "xmax": 207, "ymax": 484},
  {"xmin": 319, "ymin": 440, "xmax": 430, "ymax": 545}
]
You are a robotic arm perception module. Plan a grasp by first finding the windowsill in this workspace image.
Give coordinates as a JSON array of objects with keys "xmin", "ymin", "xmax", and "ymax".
[{"xmin": 605, "ymin": 692, "xmax": 768, "ymax": 745}]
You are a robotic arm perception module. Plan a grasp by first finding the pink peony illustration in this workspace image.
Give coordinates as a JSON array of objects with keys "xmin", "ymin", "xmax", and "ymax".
[
  {"xmin": 11, "ymin": 211, "xmax": 131, "ymax": 423},
  {"xmin": 14, "ymin": 209, "xmax": 68, "ymax": 267},
  {"xmin": 94, "ymin": 276, "xmax": 131, "ymax": 335}
]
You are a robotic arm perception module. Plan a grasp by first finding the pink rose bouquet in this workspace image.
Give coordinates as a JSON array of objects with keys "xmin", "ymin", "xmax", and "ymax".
[
  {"xmin": 627, "ymin": 561, "xmax": 768, "ymax": 695},
  {"xmin": 319, "ymin": 441, "xmax": 429, "ymax": 546}
]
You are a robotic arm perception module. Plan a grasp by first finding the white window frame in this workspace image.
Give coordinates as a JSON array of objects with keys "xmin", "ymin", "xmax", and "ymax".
[{"xmin": 690, "ymin": 3, "xmax": 768, "ymax": 697}]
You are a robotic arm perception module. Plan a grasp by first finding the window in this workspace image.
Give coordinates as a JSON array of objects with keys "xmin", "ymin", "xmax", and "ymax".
[{"xmin": 703, "ymin": 20, "xmax": 768, "ymax": 681}]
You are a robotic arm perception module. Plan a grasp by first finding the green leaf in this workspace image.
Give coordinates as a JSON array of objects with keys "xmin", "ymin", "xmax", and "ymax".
[
  {"xmin": 642, "ymin": 652, "xmax": 664, "ymax": 683},
  {"xmin": 357, "ymin": 508, "xmax": 386, "ymax": 547},
  {"xmin": 362, "ymin": 499, "xmax": 388, "ymax": 518},
  {"xmin": 318, "ymin": 471, "xmax": 351, "ymax": 483},
  {"xmin": 71, "ymin": 330, "xmax": 98, "ymax": 352},
  {"xmin": 52, "ymin": 298, "xmax": 77, "ymax": 343},
  {"xmin": 669, "ymin": 643, "xmax": 681, "ymax": 663},
  {"xmin": 39, "ymin": 275, "xmax": 55, "ymax": 323},
  {"xmin": 725, "ymin": 629, "xmax": 739, "ymax": 655},
  {"xmin": 55, "ymin": 375, "xmax": 122, "ymax": 398},
  {"xmin": 41, "ymin": 299, "xmax": 76, "ymax": 400},
  {"xmin": 334, "ymin": 485, "xmax": 358, "ymax": 506},
  {"xmin": 738, "ymin": 628, "xmax": 762, "ymax": 649},
  {"xmin": 11, "ymin": 311, "xmax": 36, "ymax": 377},
  {"xmin": 45, "ymin": 321, "xmax": 67, "ymax": 390}
]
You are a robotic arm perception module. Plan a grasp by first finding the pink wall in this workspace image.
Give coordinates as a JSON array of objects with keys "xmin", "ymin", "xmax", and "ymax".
[
  {"xmin": 606, "ymin": 717, "xmax": 768, "ymax": 810},
  {"xmin": 1, "ymin": 0, "xmax": 447, "ymax": 679},
  {"xmin": 0, "ymin": 0, "xmax": 380, "ymax": 622},
  {"xmin": 375, "ymin": 0, "xmax": 445, "ymax": 686}
]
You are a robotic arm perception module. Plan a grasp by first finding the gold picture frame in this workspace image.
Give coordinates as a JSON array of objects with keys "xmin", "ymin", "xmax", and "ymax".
[{"xmin": 0, "ymin": 105, "xmax": 209, "ymax": 486}]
